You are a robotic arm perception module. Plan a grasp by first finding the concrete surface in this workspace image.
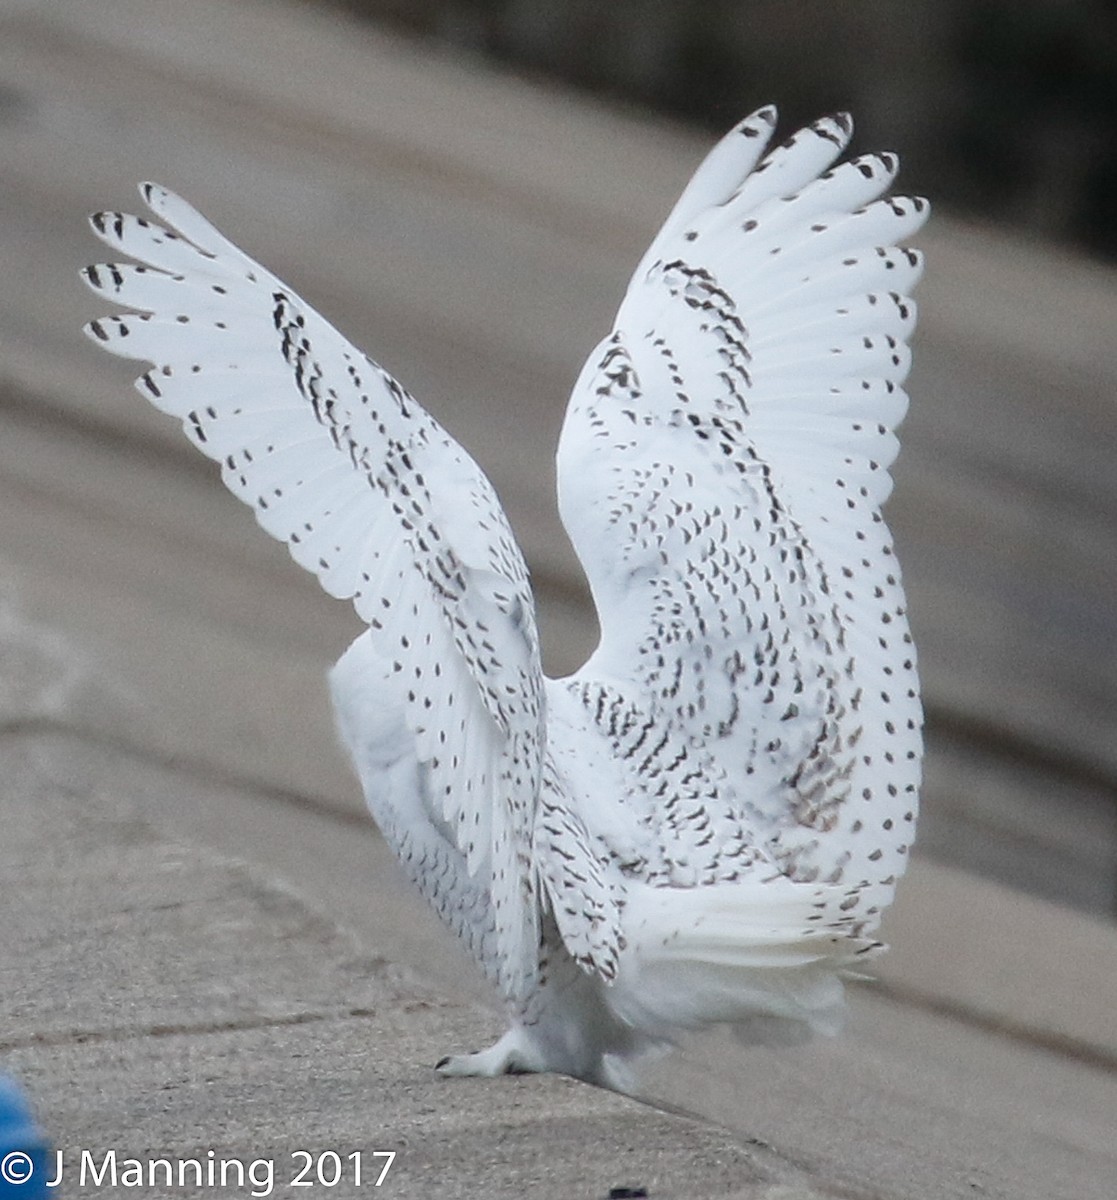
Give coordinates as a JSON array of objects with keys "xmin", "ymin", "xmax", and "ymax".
[
  {"xmin": 1, "ymin": 0, "xmax": 1115, "ymax": 1197},
  {"xmin": 3, "ymin": 732, "xmax": 781, "ymax": 1200}
]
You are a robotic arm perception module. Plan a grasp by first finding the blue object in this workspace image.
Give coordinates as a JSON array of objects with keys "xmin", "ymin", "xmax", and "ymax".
[{"xmin": 0, "ymin": 1077, "xmax": 49, "ymax": 1197}]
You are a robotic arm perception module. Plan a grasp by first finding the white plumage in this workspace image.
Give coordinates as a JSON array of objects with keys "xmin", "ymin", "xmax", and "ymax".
[{"xmin": 83, "ymin": 107, "xmax": 925, "ymax": 1090}]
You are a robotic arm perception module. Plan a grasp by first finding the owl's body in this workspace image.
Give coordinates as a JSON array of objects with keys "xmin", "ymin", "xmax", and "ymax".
[{"xmin": 84, "ymin": 108, "xmax": 925, "ymax": 1090}]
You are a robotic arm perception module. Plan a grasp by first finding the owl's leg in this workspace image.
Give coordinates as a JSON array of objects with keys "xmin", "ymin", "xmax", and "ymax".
[{"xmin": 435, "ymin": 1026, "xmax": 546, "ymax": 1077}]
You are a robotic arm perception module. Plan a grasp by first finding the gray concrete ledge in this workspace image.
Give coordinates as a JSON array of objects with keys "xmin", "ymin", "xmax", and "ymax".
[{"xmin": 3, "ymin": 731, "xmax": 794, "ymax": 1200}]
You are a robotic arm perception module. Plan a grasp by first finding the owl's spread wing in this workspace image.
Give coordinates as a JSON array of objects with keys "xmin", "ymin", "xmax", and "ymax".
[
  {"xmin": 82, "ymin": 186, "xmax": 544, "ymax": 1000},
  {"xmin": 557, "ymin": 109, "xmax": 926, "ymax": 909}
]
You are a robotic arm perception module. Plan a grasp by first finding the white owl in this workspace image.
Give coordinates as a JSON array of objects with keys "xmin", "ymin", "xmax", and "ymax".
[{"xmin": 83, "ymin": 107, "xmax": 925, "ymax": 1091}]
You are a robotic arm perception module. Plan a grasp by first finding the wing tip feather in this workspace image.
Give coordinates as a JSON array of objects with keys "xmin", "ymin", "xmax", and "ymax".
[
  {"xmin": 139, "ymin": 180, "xmax": 176, "ymax": 210},
  {"xmin": 742, "ymin": 104, "xmax": 778, "ymax": 134},
  {"xmin": 809, "ymin": 111, "xmax": 854, "ymax": 150},
  {"xmin": 81, "ymin": 316, "xmax": 109, "ymax": 344}
]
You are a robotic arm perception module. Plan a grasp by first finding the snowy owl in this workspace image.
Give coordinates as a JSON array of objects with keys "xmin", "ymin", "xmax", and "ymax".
[{"xmin": 83, "ymin": 107, "xmax": 925, "ymax": 1091}]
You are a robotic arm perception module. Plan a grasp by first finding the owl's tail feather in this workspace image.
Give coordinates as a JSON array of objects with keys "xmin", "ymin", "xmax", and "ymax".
[{"xmin": 606, "ymin": 875, "xmax": 884, "ymax": 1045}]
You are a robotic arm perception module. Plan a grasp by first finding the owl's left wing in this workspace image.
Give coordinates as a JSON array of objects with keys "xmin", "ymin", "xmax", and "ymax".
[{"xmin": 82, "ymin": 185, "xmax": 545, "ymax": 1001}]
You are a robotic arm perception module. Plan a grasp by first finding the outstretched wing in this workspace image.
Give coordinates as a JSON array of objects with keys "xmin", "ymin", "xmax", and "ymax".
[
  {"xmin": 82, "ymin": 186, "xmax": 545, "ymax": 1000},
  {"xmin": 557, "ymin": 109, "xmax": 926, "ymax": 916}
]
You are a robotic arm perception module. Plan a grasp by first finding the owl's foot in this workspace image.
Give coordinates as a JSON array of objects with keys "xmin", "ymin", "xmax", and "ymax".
[{"xmin": 435, "ymin": 1027, "xmax": 545, "ymax": 1078}]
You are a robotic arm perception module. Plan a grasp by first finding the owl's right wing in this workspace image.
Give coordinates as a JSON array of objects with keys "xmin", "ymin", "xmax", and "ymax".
[
  {"xmin": 82, "ymin": 185, "xmax": 545, "ymax": 1002},
  {"xmin": 556, "ymin": 110, "xmax": 926, "ymax": 917}
]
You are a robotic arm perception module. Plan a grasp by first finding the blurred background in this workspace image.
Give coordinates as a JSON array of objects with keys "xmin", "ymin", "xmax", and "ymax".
[
  {"xmin": 0, "ymin": 0, "xmax": 1113, "ymax": 922},
  {"xmin": 343, "ymin": 0, "xmax": 1117, "ymax": 261}
]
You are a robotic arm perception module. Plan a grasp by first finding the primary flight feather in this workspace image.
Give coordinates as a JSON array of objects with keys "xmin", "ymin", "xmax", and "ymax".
[{"xmin": 83, "ymin": 107, "xmax": 925, "ymax": 1090}]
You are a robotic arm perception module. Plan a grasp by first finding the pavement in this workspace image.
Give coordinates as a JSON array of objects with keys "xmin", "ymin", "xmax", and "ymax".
[
  {"xmin": 0, "ymin": 1, "xmax": 1115, "ymax": 1197},
  {"xmin": 4, "ymin": 732, "xmax": 783, "ymax": 1200}
]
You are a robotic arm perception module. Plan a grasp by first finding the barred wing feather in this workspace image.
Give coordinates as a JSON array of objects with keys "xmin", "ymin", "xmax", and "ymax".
[
  {"xmin": 558, "ymin": 109, "xmax": 926, "ymax": 921},
  {"xmin": 82, "ymin": 185, "xmax": 544, "ymax": 1000}
]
